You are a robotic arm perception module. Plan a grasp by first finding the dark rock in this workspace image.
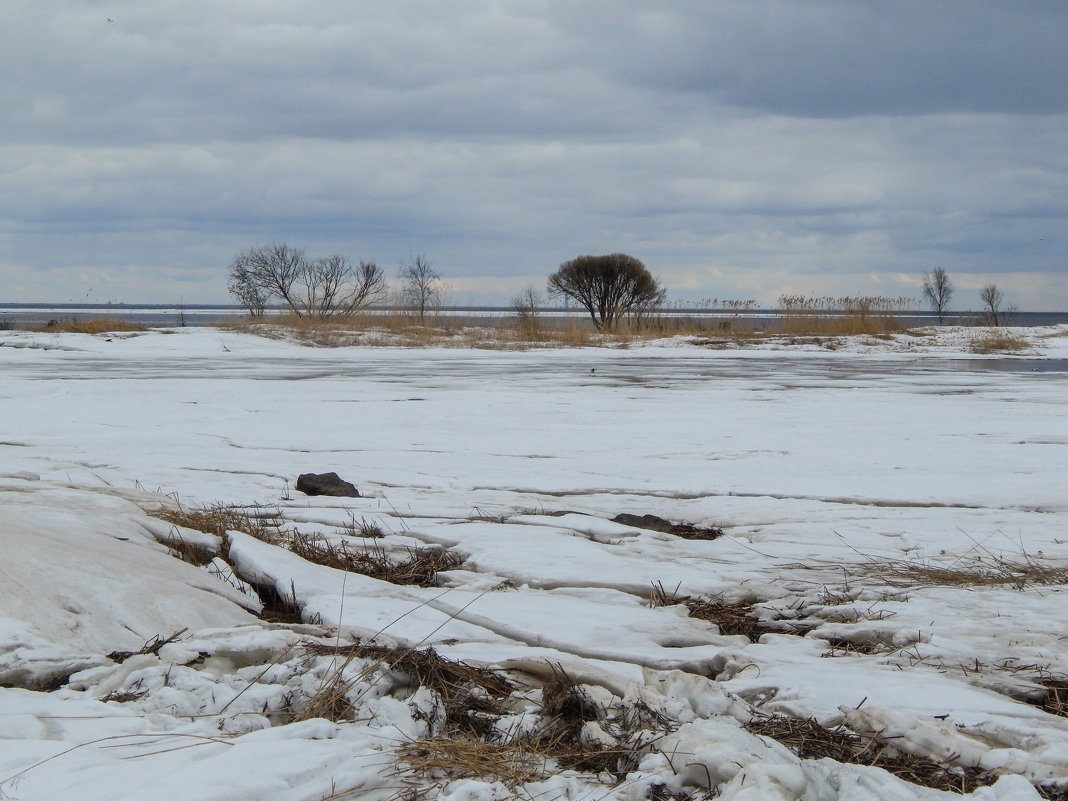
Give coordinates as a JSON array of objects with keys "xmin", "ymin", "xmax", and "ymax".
[
  {"xmin": 613, "ymin": 513, "xmax": 724, "ymax": 540},
  {"xmin": 296, "ymin": 472, "xmax": 360, "ymax": 497},
  {"xmin": 612, "ymin": 513, "xmax": 675, "ymax": 534}
]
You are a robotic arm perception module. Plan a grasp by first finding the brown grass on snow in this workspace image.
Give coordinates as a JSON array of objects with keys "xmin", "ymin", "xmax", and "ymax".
[
  {"xmin": 854, "ymin": 553, "xmax": 1068, "ymax": 591},
  {"xmin": 648, "ymin": 584, "xmax": 781, "ymax": 642},
  {"xmin": 747, "ymin": 713, "xmax": 1000, "ymax": 795},
  {"xmin": 288, "ymin": 641, "xmax": 512, "ymax": 733},
  {"xmin": 289, "ymin": 534, "xmax": 462, "ymax": 586},
  {"xmin": 969, "ymin": 329, "xmax": 1031, "ymax": 353},
  {"xmin": 150, "ymin": 502, "xmax": 285, "ymax": 545}
]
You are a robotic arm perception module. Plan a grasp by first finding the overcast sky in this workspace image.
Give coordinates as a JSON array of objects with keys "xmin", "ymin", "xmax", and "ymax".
[{"xmin": 2, "ymin": 1, "xmax": 1066, "ymax": 309}]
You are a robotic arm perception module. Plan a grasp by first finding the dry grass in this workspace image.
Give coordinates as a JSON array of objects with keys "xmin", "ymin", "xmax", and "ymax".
[
  {"xmin": 1038, "ymin": 785, "xmax": 1068, "ymax": 801},
  {"xmin": 293, "ymin": 668, "xmax": 360, "ymax": 722},
  {"xmin": 820, "ymin": 637, "xmax": 897, "ymax": 657},
  {"xmin": 159, "ymin": 532, "xmax": 216, "ymax": 566},
  {"xmin": 307, "ymin": 641, "xmax": 513, "ymax": 734},
  {"xmin": 396, "ymin": 738, "xmax": 550, "ymax": 788},
  {"xmin": 107, "ymin": 629, "xmax": 188, "ymax": 664},
  {"xmin": 1038, "ymin": 677, "xmax": 1068, "ymax": 718},
  {"xmin": 219, "ymin": 302, "xmax": 940, "ymax": 350},
  {"xmin": 969, "ymin": 329, "xmax": 1031, "ymax": 353},
  {"xmin": 647, "ymin": 584, "xmax": 780, "ymax": 642},
  {"xmin": 150, "ymin": 502, "xmax": 285, "ymax": 544},
  {"xmin": 613, "ymin": 513, "xmax": 724, "ymax": 540},
  {"xmin": 854, "ymin": 553, "xmax": 1068, "ymax": 591},
  {"xmin": 29, "ymin": 318, "xmax": 146, "ymax": 334},
  {"xmin": 255, "ymin": 582, "xmax": 305, "ymax": 624},
  {"xmin": 226, "ymin": 312, "xmax": 606, "ymax": 349},
  {"xmin": 747, "ymin": 713, "xmax": 1000, "ymax": 795},
  {"xmin": 376, "ymin": 657, "xmax": 672, "ymax": 791},
  {"xmin": 289, "ymin": 534, "xmax": 462, "ymax": 586},
  {"xmin": 684, "ymin": 598, "xmax": 779, "ymax": 641},
  {"xmin": 342, "ymin": 513, "xmax": 385, "ymax": 538},
  {"xmin": 777, "ymin": 295, "xmax": 913, "ymax": 337}
]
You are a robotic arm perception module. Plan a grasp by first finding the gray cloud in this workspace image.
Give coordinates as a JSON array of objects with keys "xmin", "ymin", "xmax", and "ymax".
[{"xmin": 1, "ymin": 1, "xmax": 1066, "ymax": 308}]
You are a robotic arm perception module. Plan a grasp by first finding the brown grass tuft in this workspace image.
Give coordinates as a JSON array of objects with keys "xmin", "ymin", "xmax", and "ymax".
[
  {"xmin": 684, "ymin": 599, "xmax": 779, "ymax": 641},
  {"xmin": 293, "ymin": 669, "xmax": 359, "ymax": 723},
  {"xmin": 150, "ymin": 502, "xmax": 285, "ymax": 544},
  {"xmin": 1038, "ymin": 677, "xmax": 1068, "ymax": 718},
  {"xmin": 160, "ymin": 532, "xmax": 216, "ymax": 566},
  {"xmin": 613, "ymin": 513, "xmax": 724, "ymax": 540},
  {"xmin": 855, "ymin": 553, "xmax": 1068, "ymax": 591},
  {"xmin": 969, "ymin": 329, "xmax": 1031, "ymax": 353},
  {"xmin": 378, "ymin": 657, "xmax": 671, "ymax": 790},
  {"xmin": 307, "ymin": 642, "xmax": 513, "ymax": 734},
  {"xmin": 254, "ymin": 580, "xmax": 305, "ymax": 624},
  {"xmin": 747, "ymin": 713, "xmax": 1000, "ymax": 795},
  {"xmin": 396, "ymin": 737, "xmax": 549, "ymax": 787},
  {"xmin": 289, "ymin": 534, "xmax": 462, "ymax": 586},
  {"xmin": 647, "ymin": 585, "xmax": 780, "ymax": 642}
]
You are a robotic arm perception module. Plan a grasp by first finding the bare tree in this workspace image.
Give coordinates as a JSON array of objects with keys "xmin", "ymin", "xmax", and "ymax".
[
  {"xmin": 228, "ymin": 242, "xmax": 306, "ymax": 315},
  {"xmin": 228, "ymin": 243, "xmax": 385, "ymax": 318},
  {"xmin": 399, "ymin": 255, "xmax": 442, "ymax": 320},
  {"xmin": 227, "ymin": 252, "xmax": 273, "ymax": 317},
  {"xmin": 344, "ymin": 260, "xmax": 388, "ymax": 314},
  {"xmin": 979, "ymin": 283, "xmax": 1005, "ymax": 326},
  {"xmin": 547, "ymin": 253, "xmax": 665, "ymax": 332},
  {"xmin": 304, "ymin": 255, "xmax": 386, "ymax": 317},
  {"xmin": 511, "ymin": 287, "xmax": 543, "ymax": 336},
  {"xmin": 921, "ymin": 267, "xmax": 953, "ymax": 324}
]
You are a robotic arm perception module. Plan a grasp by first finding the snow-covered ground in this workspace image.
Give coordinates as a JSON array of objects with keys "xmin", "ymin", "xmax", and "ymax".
[{"xmin": 1, "ymin": 324, "xmax": 1067, "ymax": 800}]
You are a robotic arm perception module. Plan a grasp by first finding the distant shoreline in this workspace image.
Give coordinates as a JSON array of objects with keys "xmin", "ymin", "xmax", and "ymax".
[{"xmin": 2, "ymin": 303, "xmax": 1068, "ymax": 329}]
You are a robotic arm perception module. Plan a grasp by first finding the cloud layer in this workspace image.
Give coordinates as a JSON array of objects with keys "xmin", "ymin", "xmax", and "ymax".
[{"xmin": 2, "ymin": 1, "xmax": 1066, "ymax": 308}]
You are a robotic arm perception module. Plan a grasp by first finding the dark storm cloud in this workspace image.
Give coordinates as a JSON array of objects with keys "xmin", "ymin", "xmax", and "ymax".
[{"xmin": 561, "ymin": 1, "xmax": 1068, "ymax": 117}]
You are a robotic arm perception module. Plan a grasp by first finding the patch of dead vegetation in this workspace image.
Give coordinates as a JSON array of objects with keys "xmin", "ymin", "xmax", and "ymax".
[
  {"xmin": 819, "ymin": 637, "xmax": 898, "ymax": 657},
  {"xmin": 1037, "ymin": 677, "xmax": 1068, "ymax": 718},
  {"xmin": 149, "ymin": 502, "xmax": 285, "ymax": 545},
  {"xmin": 684, "ymin": 598, "xmax": 780, "ymax": 641},
  {"xmin": 306, "ymin": 641, "xmax": 513, "ymax": 734},
  {"xmin": 289, "ymin": 534, "xmax": 462, "ymax": 586},
  {"xmin": 968, "ymin": 329, "xmax": 1031, "ymax": 354},
  {"xmin": 613, "ymin": 513, "xmax": 724, "ymax": 540},
  {"xmin": 747, "ymin": 713, "xmax": 1000, "ymax": 795},
  {"xmin": 254, "ymin": 581, "xmax": 305, "ymax": 624},
  {"xmin": 100, "ymin": 688, "xmax": 148, "ymax": 703},
  {"xmin": 854, "ymin": 553, "xmax": 1068, "ymax": 591},
  {"xmin": 395, "ymin": 738, "xmax": 549, "ymax": 788},
  {"xmin": 375, "ymin": 657, "xmax": 674, "ymax": 792},
  {"xmin": 160, "ymin": 532, "xmax": 216, "ymax": 566},
  {"xmin": 648, "ymin": 584, "xmax": 785, "ymax": 641},
  {"xmin": 107, "ymin": 629, "xmax": 187, "ymax": 664}
]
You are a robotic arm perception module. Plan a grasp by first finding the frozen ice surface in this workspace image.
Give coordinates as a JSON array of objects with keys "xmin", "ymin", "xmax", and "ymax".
[{"xmin": 1, "ymin": 324, "xmax": 1067, "ymax": 800}]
